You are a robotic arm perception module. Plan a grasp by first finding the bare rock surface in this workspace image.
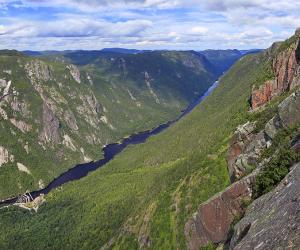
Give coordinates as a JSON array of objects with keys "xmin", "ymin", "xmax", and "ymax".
[
  {"xmin": 278, "ymin": 90, "xmax": 300, "ymax": 128},
  {"xmin": 39, "ymin": 102, "xmax": 61, "ymax": 144},
  {"xmin": 64, "ymin": 109, "xmax": 79, "ymax": 131},
  {"xmin": 230, "ymin": 162, "xmax": 300, "ymax": 250},
  {"xmin": 67, "ymin": 64, "xmax": 81, "ymax": 83},
  {"xmin": 9, "ymin": 118, "xmax": 32, "ymax": 133},
  {"xmin": 227, "ymin": 122, "xmax": 267, "ymax": 181},
  {"xmin": 251, "ymin": 31, "xmax": 300, "ymax": 110},
  {"xmin": 25, "ymin": 60, "xmax": 52, "ymax": 81},
  {"xmin": 0, "ymin": 146, "xmax": 9, "ymax": 167},
  {"xmin": 184, "ymin": 173, "xmax": 256, "ymax": 250}
]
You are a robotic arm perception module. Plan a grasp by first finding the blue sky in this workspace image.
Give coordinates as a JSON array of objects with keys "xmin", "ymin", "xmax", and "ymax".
[{"xmin": 0, "ymin": 0, "xmax": 299, "ymax": 50}]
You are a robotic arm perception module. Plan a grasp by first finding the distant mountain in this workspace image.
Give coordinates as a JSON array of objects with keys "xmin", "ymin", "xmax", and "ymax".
[
  {"xmin": 239, "ymin": 49, "xmax": 263, "ymax": 55},
  {"xmin": 22, "ymin": 50, "xmax": 75, "ymax": 57},
  {"xmin": 0, "ymin": 50, "xmax": 25, "ymax": 57},
  {"xmin": 100, "ymin": 48, "xmax": 145, "ymax": 54},
  {"xmin": 199, "ymin": 49, "xmax": 243, "ymax": 74}
]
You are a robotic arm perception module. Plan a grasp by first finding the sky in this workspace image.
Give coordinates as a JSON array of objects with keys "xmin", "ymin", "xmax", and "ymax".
[{"xmin": 0, "ymin": 0, "xmax": 299, "ymax": 51}]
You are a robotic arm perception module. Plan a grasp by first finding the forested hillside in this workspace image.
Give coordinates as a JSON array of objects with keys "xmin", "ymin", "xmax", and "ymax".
[{"xmin": 0, "ymin": 50, "xmax": 219, "ymax": 200}]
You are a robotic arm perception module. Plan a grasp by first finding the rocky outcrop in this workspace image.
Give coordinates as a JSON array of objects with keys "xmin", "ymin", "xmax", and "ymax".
[
  {"xmin": 227, "ymin": 122, "xmax": 268, "ymax": 182},
  {"xmin": 251, "ymin": 80, "xmax": 274, "ymax": 109},
  {"xmin": 145, "ymin": 71, "xmax": 160, "ymax": 104},
  {"xmin": 10, "ymin": 97, "xmax": 31, "ymax": 118},
  {"xmin": 62, "ymin": 134, "xmax": 76, "ymax": 151},
  {"xmin": 25, "ymin": 60, "xmax": 52, "ymax": 81},
  {"xmin": 39, "ymin": 102, "xmax": 61, "ymax": 144},
  {"xmin": 85, "ymin": 94, "xmax": 102, "ymax": 115},
  {"xmin": 251, "ymin": 29, "xmax": 300, "ymax": 109},
  {"xmin": 230, "ymin": 162, "xmax": 300, "ymax": 250},
  {"xmin": 0, "ymin": 80, "xmax": 12, "ymax": 103},
  {"xmin": 64, "ymin": 109, "xmax": 79, "ymax": 131},
  {"xmin": 9, "ymin": 118, "xmax": 32, "ymax": 133},
  {"xmin": 0, "ymin": 146, "xmax": 14, "ymax": 167},
  {"xmin": 264, "ymin": 115, "xmax": 282, "ymax": 140},
  {"xmin": 0, "ymin": 146, "xmax": 9, "ymax": 167},
  {"xmin": 67, "ymin": 64, "xmax": 81, "ymax": 83},
  {"xmin": 17, "ymin": 162, "xmax": 31, "ymax": 175},
  {"xmin": 278, "ymin": 90, "xmax": 300, "ymax": 128},
  {"xmin": 228, "ymin": 88, "xmax": 300, "ymax": 181},
  {"xmin": 184, "ymin": 172, "xmax": 257, "ymax": 250}
]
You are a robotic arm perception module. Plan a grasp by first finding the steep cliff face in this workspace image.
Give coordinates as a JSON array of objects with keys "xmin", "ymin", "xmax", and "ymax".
[
  {"xmin": 185, "ymin": 29, "xmax": 300, "ymax": 250},
  {"xmin": 251, "ymin": 29, "xmax": 300, "ymax": 109}
]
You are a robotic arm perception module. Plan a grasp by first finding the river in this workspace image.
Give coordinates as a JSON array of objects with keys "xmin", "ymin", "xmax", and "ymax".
[{"xmin": 0, "ymin": 80, "xmax": 219, "ymax": 206}]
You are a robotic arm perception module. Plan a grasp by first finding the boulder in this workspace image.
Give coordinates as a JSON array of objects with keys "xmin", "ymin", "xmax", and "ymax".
[
  {"xmin": 278, "ymin": 90, "xmax": 300, "ymax": 128},
  {"xmin": 264, "ymin": 115, "xmax": 282, "ymax": 139},
  {"xmin": 230, "ymin": 162, "xmax": 300, "ymax": 250},
  {"xmin": 184, "ymin": 173, "xmax": 256, "ymax": 250}
]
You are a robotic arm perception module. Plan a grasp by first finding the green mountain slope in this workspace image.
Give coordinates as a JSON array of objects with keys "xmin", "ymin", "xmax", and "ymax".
[
  {"xmin": 0, "ymin": 50, "xmax": 219, "ymax": 200},
  {"xmin": 200, "ymin": 49, "xmax": 243, "ymax": 75},
  {"xmin": 0, "ymin": 48, "xmax": 269, "ymax": 249}
]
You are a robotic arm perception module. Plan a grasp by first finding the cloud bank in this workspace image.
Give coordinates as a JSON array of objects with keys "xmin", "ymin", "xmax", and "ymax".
[{"xmin": 0, "ymin": 0, "xmax": 299, "ymax": 50}]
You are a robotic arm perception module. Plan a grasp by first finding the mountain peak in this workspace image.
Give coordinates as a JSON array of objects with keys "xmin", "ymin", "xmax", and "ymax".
[{"xmin": 295, "ymin": 27, "xmax": 300, "ymax": 37}]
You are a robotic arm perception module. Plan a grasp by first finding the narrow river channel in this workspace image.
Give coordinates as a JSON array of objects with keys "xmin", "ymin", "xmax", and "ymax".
[{"xmin": 0, "ymin": 81, "xmax": 219, "ymax": 206}]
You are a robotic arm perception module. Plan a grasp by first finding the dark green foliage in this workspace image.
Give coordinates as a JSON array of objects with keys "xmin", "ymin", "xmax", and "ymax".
[
  {"xmin": 277, "ymin": 35, "xmax": 298, "ymax": 53},
  {"xmin": 200, "ymin": 242, "xmax": 216, "ymax": 250},
  {"xmin": 251, "ymin": 57, "xmax": 275, "ymax": 88},
  {"xmin": 253, "ymin": 128, "xmax": 300, "ymax": 198}
]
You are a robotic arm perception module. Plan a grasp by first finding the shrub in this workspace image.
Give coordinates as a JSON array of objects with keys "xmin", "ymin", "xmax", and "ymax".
[{"xmin": 253, "ymin": 145, "xmax": 300, "ymax": 198}]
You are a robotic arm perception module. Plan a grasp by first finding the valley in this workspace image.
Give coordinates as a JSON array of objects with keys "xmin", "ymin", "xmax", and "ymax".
[
  {"xmin": 0, "ymin": 49, "xmax": 237, "ymax": 200},
  {"xmin": 1, "ymin": 26, "xmax": 300, "ymax": 250},
  {"xmin": 0, "ymin": 81, "xmax": 219, "ymax": 206}
]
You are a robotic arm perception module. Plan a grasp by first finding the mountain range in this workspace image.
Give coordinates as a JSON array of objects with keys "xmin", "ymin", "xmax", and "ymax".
[{"xmin": 0, "ymin": 29, "xmax": 300, "ymax": 250}]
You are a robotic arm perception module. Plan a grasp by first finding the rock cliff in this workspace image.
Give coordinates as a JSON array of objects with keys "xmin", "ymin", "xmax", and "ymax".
[{"xmin": 251, "ymin": 29, "xmax": 300, "ymax": 109}]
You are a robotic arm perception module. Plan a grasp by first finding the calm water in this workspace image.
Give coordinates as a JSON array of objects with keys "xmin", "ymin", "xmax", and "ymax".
[{"xmin": 0, "ymin": 81, "xmax": 219, "ymax": 206}]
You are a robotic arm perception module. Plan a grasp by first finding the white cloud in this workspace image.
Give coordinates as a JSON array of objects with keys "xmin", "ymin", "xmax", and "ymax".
[
  {"xmin": 0, "ymin": 18, "xmax": 152, "ymax": 38},
  {"xmin": 0, "ymin": 0, "xmax": 299, "ymax": 50}
]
